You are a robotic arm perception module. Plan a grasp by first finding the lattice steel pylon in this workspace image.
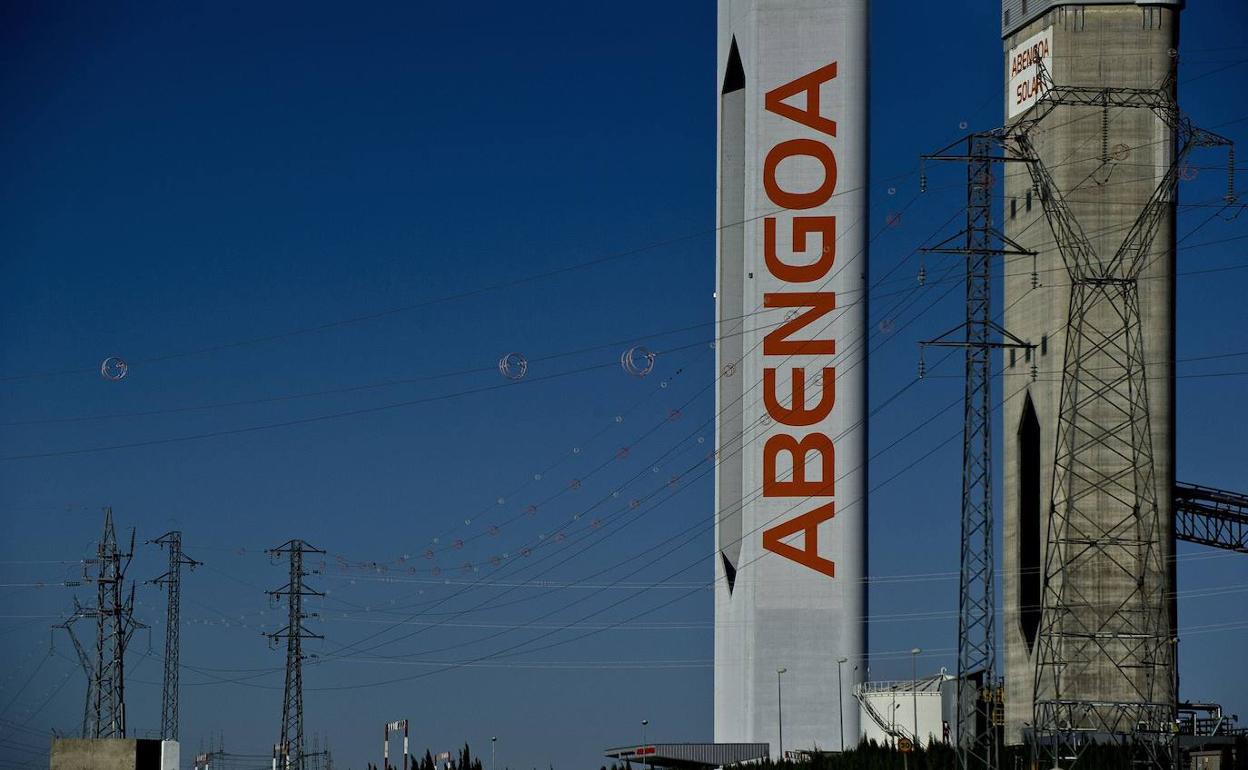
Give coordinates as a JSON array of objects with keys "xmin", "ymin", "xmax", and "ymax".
[
  {"xmin": 994, "ymin": 60, "xmax": 1234, "ymax": 768},
  {"xmin": 52, "ymin": 610, "xmax": 96, "ymax": 738},
  {"xmin": 150, "ymin": 530, "xmax": 200, "ymax": 741},
  {"xmin": 265, "ymin": 540, "xmax": 325, "ymax": 770},
  {"xmin": 56, "ymin": 508, "xmax": 146, "ymax": 738},
  {"xmin": 920, "ymin": 135, "xmax": 1034, "ymax": 770}
]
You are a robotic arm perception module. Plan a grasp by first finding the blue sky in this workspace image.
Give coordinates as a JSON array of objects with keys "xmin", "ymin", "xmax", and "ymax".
[{"xmin": 2, "ymin": 2, "xmax": 1247, "ymax": 768}]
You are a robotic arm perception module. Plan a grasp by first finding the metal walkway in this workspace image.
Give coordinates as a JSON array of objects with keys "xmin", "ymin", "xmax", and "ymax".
[{"xmin": 1175, "ymin": 482, "xmax": 1248, "ymax": 553}]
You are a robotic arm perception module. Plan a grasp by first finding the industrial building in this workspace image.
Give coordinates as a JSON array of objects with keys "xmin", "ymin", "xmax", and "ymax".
[
  {"xmin": 999, "ymin": 0, "xmax": 1181, "ymax": 748},
  {"xmin": 49, "ymin": 738, "xmax": 177, "ymax": 770},
  {"xmin": 855, "ymin": 674, "xmax": 957, "ymax": 748},
  {"xmin": 603, "ymin": 743, "xmax": 770, "ymax": 770},
  {"xmin": 714, "ymin": 0, "xmax": 869, "ymax": 758}
]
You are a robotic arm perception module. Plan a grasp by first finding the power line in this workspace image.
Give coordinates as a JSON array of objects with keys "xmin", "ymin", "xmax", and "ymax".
[
  {"xmin": 168, "ymin": 182, "xmax": 1103, "ymax": 678},
  {"xmin": 0, "ymin": 156, "xmax": 1213, "ymax": 445},
  {"xmin": 0, "ymin": 184, "xmax": 885, "ymax": 386},
  {"xmin": 1, "ymin": 102, "xmax": 1198, "ymax": 389},
  {"xmin": 46, "ymin": 205, "xmax": 1218, "ymax": 698},
  {"xmin": 168, "ymin": 343, "xmax": 1021, "ymax": 688},
  {"xmin": 279, "ymin": 378, "xmax": 1054, "ymax": 693},
  {"xmin": 165, "ymin": 328, "xmax": 961, "ymax": 685},
  {"xmin": 9, "ymin": 111, "xmax": 1238, "ymax": 703},
  {"xmin": 297, "ymin": 169, "xmax": 1193, "ymax": 678},
  {"xmin": 4, "ymin": 144, "xmax": 1234, "ymax": 465}
]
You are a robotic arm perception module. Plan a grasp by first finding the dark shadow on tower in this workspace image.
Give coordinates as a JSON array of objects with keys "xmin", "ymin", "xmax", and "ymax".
[{"xmin": 1017, "ymin": 393, "xmax": 1041, "ymax": 654}]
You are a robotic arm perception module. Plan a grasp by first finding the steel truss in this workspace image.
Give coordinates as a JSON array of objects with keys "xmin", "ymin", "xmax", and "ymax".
[
  {"xmin": 55, "ymin": 508, "xmax": 146, "ymax": 738},
  {"xmin": 150, "ymin": 530, "xmax": 201, "ymax": 741},
  {"xmin": 928, "ymin": 56, "xmax": 1233, "ymax": 767},
  {"xmin": 1174, "ymin": 482, "xmax": 1248, "ymax": 553},
  {"xmin": 920, "ymin": 135, "xmax": 1034, "ymax": 770},
  {"xmin": 266, "ymin": 540, "xmax": 325, "ymax": 770},
  {"xmin": 1001, "ymin": 62, "xmax": 1231, "ymax": 768}
]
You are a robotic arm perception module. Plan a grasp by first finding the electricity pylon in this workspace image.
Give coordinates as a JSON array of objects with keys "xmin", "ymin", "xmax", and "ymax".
[
  {"xmin": 920, "ymin": 134, "xmax": 1034, "ymax": 770},
  {"xmin": 150, "ymin": 530, "xmax": 200, "ymax": 741},
  {"xmin": 265, "ymin": 540, "xmax": 325, "ymax": 770},
  {"xmin": 56, "ymin": 508, "xmax": 146, "ymax": 738}
]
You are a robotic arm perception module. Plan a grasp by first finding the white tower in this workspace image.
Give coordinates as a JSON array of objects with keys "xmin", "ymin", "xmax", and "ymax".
[{"xmin": 715, "ymin": 0, "xmax": 869, "ymax": 757}]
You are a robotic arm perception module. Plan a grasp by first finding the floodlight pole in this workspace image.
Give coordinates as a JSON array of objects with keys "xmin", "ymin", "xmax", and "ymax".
[{"xmin": 776, "ymin": 668, "xmax": 786, "ymax": 761}]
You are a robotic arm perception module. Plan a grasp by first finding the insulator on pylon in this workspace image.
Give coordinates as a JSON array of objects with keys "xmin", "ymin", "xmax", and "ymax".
[
  {"xmin": 917, "ymin": 264, "xmax": 927, "ymax": 286},
  {"xmin": 919, "ymin": 162, "xmax": 927, "ymax": 193},
  {"xmin": 1031, "ymin": 253, "xmax": 1041, "ymax": 289},
  {"xmin": 1030, "ymin": 363, "xmax": 1038, "ymax": 382},
  {"xmin": 1100, "ymin": 104, "xmax": 1110, "ymax": 165},
  {"xmin": 1228, "ymin": 146, "xmax": 1238, "ymax": 203},
  {"xmin": 918, "ymin": 351, "xmax": 926, "ymax": 380}
]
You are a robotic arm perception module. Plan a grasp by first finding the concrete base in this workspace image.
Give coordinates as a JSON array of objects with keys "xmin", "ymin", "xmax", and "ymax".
[{"xmin": 50, "ymin": 738, "xmax": 166, "ymax": 770}]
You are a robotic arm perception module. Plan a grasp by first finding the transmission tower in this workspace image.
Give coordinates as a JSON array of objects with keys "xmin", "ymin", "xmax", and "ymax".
[
  {"xmin": 996, "ymin": 60, "xmax": 1232, "ymax": 767},
  {"xmin": 265, "ymin": 540, "xmax": 325, "ymax": 770},
  {"xmin": 55, "ymin": 508, "xmax": 146, "ymax": 738},
  {"xmin": 920, "ymin": 135, "xmax": 1034, "ymax": 770},
  {"xmin": 52, "ymin": 610, "xmax": 95, "ymax": 738},
  {"xmin": 150, "ymin": 530, "xmax": 201, "ymax": 741}
]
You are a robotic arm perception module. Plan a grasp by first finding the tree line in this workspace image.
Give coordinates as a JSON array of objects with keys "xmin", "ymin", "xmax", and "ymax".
[{"xmin": 359, "ymin": 736, "xmax": 1248, "ymax": 770}]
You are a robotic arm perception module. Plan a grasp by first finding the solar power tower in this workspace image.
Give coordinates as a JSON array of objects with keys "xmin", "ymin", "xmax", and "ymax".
[
  {"xmin": 998, "ymin": 2, "xmax": 1233, "ymax": 766},
  {"xmin": 714, "ymin": 0, "xmax": 868, "ymax": 757}
]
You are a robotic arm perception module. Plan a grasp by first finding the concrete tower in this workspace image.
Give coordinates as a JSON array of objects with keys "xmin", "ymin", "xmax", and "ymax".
[
  {"xmin": 999, "ymin": 0, "xmax": 1180, "ymax": 746},
  {"xmin": 715, "ymin": 0, "xmax": 868, "ymax": 757}
]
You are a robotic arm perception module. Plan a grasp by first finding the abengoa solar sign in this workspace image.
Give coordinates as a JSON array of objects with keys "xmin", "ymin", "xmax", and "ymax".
[
  {"xmin": 1008, "ymin": 26, "xmax": 1054, "ymax": 119},
  {"xmin": 714, "ymin": 0, "xmax": 867, "ymax": 758}
]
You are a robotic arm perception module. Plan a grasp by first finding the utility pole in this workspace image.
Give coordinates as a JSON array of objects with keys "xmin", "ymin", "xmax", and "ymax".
[
  {"xmin": 384, "ymin": 720, "xmax": 409, "ymax": 770},
  {"xmin": 910, "ymin": 649, "xmax": 922, "ymax": 745},
  {"xmin": 150, "ymin": 531, "xmax": 200, "ymax": 742},
  {"xmin": 836, "ymin": 657, "xmax": 848, "ymax": 753},
  {"xmin": 920, "ymin": 134, "xmax": 1034, "ymax": 770},
  {"xmin": 57, "ymin": 508, "xmax": 146, "ymax": 738},
  {"xmin": 265, "ymin": 540, "xmax": 325, "ymax": 770},
  {"xmin": 641, "ymin": 719, "xmax": 649, "ymax": 770},
  {"xmin": 775, "ymin": 669, "xmax": 785, "ymax": 761}
]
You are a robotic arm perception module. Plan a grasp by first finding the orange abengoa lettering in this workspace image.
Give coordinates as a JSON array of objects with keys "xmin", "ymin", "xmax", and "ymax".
[
  {"xmin": 763, "ymin": 139, "xmax": 837, "ymax": 210},
  {"xmin": 765, "ymin": 61, "xmax": 838, "ymax": 138},
  {"xmin": 760, "ymin": 59, "xmax": 841, "ymax": 580},
  {"xmin": 763, "ymin": 292, "xmax": 837, "ymax": 356},
  {"xmin": 764, "ymin": 367, "xmax": 835, "ymax": 427},
  {"xmin": 762, "ymin": 433, "xmax": 834, "ymax": 498},
  {"xmin": 764, "ymin": 216, "xmax": 836, "ymax": 283},
  {"xmin": 763, "ymin": 502, "xmax": 836, "ymax": 579}
]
